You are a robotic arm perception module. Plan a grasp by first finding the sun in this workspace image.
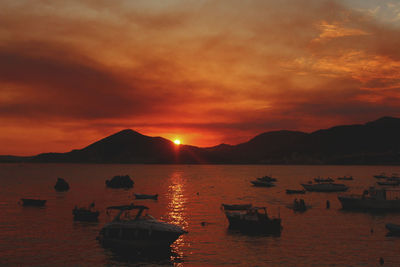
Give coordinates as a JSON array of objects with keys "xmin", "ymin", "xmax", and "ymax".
[{"xmin": 174, "ymin": 139, "xmax": 181, "ymax": 145}]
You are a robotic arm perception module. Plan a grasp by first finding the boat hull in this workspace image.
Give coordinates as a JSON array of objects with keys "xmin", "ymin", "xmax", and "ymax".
[
  {"xmin": 251, "ymin": 181, "xmax": 275, "ymax": 187},
  {"xmin": 225, "ymin": 213, "xmax": 282, "ymax": 234},
  {"xmin": 338, "ymin": 196, "xmax": 400, "ymax": 211},
  {"xmin": 20, "ymin": 199, "xmax": 46, "ymax": 206},
  {"xmin": 73, "ymin": 210, "xmax": 100, "ymax": 222}
]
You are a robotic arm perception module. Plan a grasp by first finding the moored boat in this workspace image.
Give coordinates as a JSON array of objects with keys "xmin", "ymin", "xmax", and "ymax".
[
  {"xmin": 20, "ymin": 198, "xmax": 46, "ymax": 206},
  {"xmin": 286, "ymin": 189, "xmax": 306, "ymax": 194},
  {"xmin": 97, "ymin": 204, "xmax": 187, "ymax": 249},
  {"xmin": 337, "ymin": 176, "xmax": 353, "ymax": 181},
  {"xmin": 221, "ymin": 203, "xmax": 252, "ymax": 210},
  {"xmin": 302, "ymin": 183, "xmax": 348, "ymax": 192},
  {"xmin": 251, "ymin": 180, "xmax": 275, "ymax": 187},
  {"xmin": 374, "ymin": 173, "xmax": 389, "ymax": 179},
  {"xmin": 54, "ymin": 177, "xmax": 70, "ymax": 192},
  {"xmin": 73, "ymin": 202, "xmax": 100, "ymax": 221},
  {"xmin": 257, "ymin": 176, "xmax": 277, "ymax": 182},
  {"xmin": 314, "ymin": 177, "xmax": 334, "ymax": 183},
  {"xmin": 386, "ymin": 223, "xmax": 400, "ymax": 235},
  {"xmin": 223, "ymin": 205, "xmax": 282, "ymax": 234},
  {"xmin": 377, "ymin": 181, "xmax": 400, "ymax": 186},
  {"xmin": 338, "ymin": 187, "xmax": 400, "ymax": 211},
  {"xmin": 134, "ymin": 194, "xmax": 158, "ymax": 200},
  {"xmin": 106, "ymin": 175, "xmax": 134, "ymax": 189}
]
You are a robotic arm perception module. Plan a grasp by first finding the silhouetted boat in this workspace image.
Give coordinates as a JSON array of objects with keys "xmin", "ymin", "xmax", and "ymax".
[
  {"xmin": 374, "ymin": 173, "xmax": 389, "ymax": 179},
  {"xmin": 134, "ymin": 194, "xmax": 158, "ymax": 200},
  {"xmin": 337, "ymin": 176, "xmax": 353, "ymax": 181},
  {"xmin": 302, "ymin": 183, "xmax": 348, "ymax": 192},
  {"xmin": 73, "ymin": 202, "xmax": 99, "ymax": 221},
  {"xmin": 54, "ymin": 177, "xmax": 70, "ymax": 192},
  {"xmin": 338, "ymin": 187, "xmax": 400, "ymax": 211},
  {"xmin": 97, "ymin": 204, "xmax": 187, "ymax": 249},
  {"xmin": 221, "ymin": 204, "xmax": 252, "ymax": 210},
  {"xmin": 223, "ymin": 206, "xmax": 282, "ymax": 234},
  {"xmin": 251, "ymin": 180, "xmax": 275, "ymax": 187},
  {"xmin": 386, "ymin": 223, "xmax": 400, "ymax": 235},
  {"xmin": 314, "ymin": 177, "xmax": 334, "ymax": 183},
  {"xmin": 257, "ymin": 176, "xmax": 277, "ymax": 182},
  {"xmin": 20, "ymin": 198, "xmax": 46, "ymax": 206},
  {"xmin": 106, "ymin": 175, "xmax": 134, "ymax": 189},
  {"xmin": 286, "ymin": 189, "xmax": 306, "ymax": 194},
  {"xmin": 377, "ymin": 181, "xmax": 400, "ymax": 186}
]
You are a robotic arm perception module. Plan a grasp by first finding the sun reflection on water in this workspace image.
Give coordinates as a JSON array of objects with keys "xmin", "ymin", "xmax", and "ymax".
[{"xmin": 163, "ymin": 171, "xmax": 188, "ymax": 263}]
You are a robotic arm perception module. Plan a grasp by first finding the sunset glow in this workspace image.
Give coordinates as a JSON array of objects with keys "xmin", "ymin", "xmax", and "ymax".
[
  {"xmin": 174, "ymin": 139, "xmax": 181, "ymax": 145},
  {"xmin": 1, "ymin": 0, "xmax": 400, "ymax": 155}
]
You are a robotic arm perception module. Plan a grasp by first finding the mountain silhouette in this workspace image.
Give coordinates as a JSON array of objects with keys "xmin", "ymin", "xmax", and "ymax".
[{"xmin": 3, "ymin": 116, "xmax": 400, "ymax": 164}]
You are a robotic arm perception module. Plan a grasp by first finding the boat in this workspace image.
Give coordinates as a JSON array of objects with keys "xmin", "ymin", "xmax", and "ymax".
[
  {"xmin": 301, "ymin": 183, "xmax": 348, "ymax": 192},
  {"xmin": 106, "ymin": 175, "xmax": 134, "ymax": 189},
  {"xmin": 251, "ymin": 180, "xmax": 275, "ymax": 187},
  {"xmin": 221, "ymin": 203, "xmax": 252, "ymax": 210},
  {"xmin": 20, "ymin": 198, "xmax": 46, "ymax": 206},
  {"xmin": 314, "ymin": 177, "xmax": 334, "ymax": 183},
  {"xmin": 134, "ymin": 194, "xmax": 158, "ymax": 200},
  {"xmin": 223, "ymin": 205, "xmax": 282, "ymax": 234},
  {"xmin": 97, "ymin": 204, "xmax": 187, "ymax": 249},
  {"xmin": 286, "ymin": 189, "xmax": 306, "ymax": 194},
  {"xmin": 338, "ymin": 187, "xmax": 400, "ymax": 211},
  {"xmin": 337, "ymin": 176, "xmax": 353, "ymax": 181},
  {"xmin": 374, "ymin": 173, "xmax": 389, "ymax": 179},
  {"xmin": 54, "ymin": 177, "xmax": 70, "ymax": 192},
  {"xmin": 257, "ymin": 176, "xmax": 277, "ymax": 182},
  {"xmin": 73, "ymin": 202, "xmax": 100, "ymax": 221},
  {"xmin": 386, "ymin": 223, "xmax": 400, "ymax": 235},
  {"xmin": 377, "ymin": 181, "xmax": 400, "ymax": 186}
]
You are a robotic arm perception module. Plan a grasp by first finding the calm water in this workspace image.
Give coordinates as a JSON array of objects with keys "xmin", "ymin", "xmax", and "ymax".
[{"xmin": 1, "ymin": 164, "xmax": 400, "ymax": 266}]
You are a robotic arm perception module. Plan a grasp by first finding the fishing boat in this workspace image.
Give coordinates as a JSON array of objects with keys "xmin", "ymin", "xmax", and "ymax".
[
  {"xmin": 386, "ymin": 223, "xmax": 400, "ymax": 235},
  {"xmin": 20, "ymin": 198, "xmax": 46, "ymax": 207},
  {"xmin": 301, "ymin": 183, "xmax": 348, "ymax": 192},
  {"xmin": 314, "ymin": 177, "xmax": 334, "ymax": 183},
  {"xmin": 286, "ymin": 189, "xmax": 306, "ymax": 194},
  {"xmin": 222, "ymin": 205, "xmax": 282, "ymax": 234},
  {"xmin": 73, "ymin": 202, "xmax": 100, "ymax": 221},
  {"xmin": 134, "ymin": 194, "xmax": 158, "ymax": 200},
  {"xmin": 337, "ymin": 176, "xmax": 353, "ymax": 181},
  {"xmin": 251, "ymin": 180, "xmax": 275, "ymax": 187},
  {"xmin": 338, "ymin": 187, "xmax": 400, "ymax": 211},
  {"xmin": 97, "ymin": 204, "xmax": 187, "ymax": 249},
  {"xmin": 221, "ymin": 203, "xmax": 252, "ymax": 210}
]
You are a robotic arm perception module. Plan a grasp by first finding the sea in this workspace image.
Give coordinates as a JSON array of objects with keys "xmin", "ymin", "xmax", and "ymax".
[{"xmin": 0, "ymin": 164, "xmax": 400, "ymax": 266}]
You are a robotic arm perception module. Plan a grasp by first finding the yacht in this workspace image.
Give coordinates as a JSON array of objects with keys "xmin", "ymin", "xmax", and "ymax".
[{"xmin": 97, "ymin": 204, "xmax": 187, "ymax": 249}]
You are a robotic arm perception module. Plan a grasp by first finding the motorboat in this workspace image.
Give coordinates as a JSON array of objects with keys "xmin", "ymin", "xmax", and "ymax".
[
  {"xmin": 251, "ymin": 180, "xmax": 275, "ymax": 187},
  {"xmin": 54, "ymin": 177, "xmax": 70, "ymax": 192},
  {"xmin": 73, "ymin": 202, "xmax": 100, "ymax": 221},
  {"xmin": 301, "ymin": 183, "xmax": 348, "ymax": 192},
  {"xmin": 106, "ymin": 175, "xmax": 134, "ymax": 189},
  {"xmin": 338, "ymin": 187, "xmax": 400, "ymax": 211},
  {"xmin": 386, "ymin": 223, "xmax": 400, "ymax": 235},
  {"xmin": 20, "ymin": 198, "xmax": 46, "ymax": 206},
  {"xmin": 286, "ymin": 189, "xmax": 306, "ymax": 194},
  {"xmin": 314, "ymin": 177, "xmax": 334, "ymax": 183},
  {"xmin": 257, "ymin": 176, "xmax": 277, "ymax": 182},
  {"xmin": 337, "ymin": 176, "xmax": 353, "ymax": 181},
  {"xmin": 221, "ymin": 204, "xmax": 252, "ymax": 210},
  {"xmin": 97, "ymin": 204, "xmax": 187, "ymax": 249},
  {"xmin": 134, "ymin": 194, "xmax": 158, "ymax": 200},
  {"xmin": 222, "ymin": 205, "xmax": 282, "ymax": 234}
]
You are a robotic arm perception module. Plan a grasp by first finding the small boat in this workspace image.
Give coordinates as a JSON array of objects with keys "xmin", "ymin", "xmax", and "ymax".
[
  {"xmin": 73, "ymin": 202, "xmax": 100, "ymax": 221},
  {"xmin": 374, "ymin": 173, "xmax": 389, "ymax": 179},
  {"xmin": 314, "ymin": 177, "xmax": 334, "ymax": 183},
  {"xmin": 386, "ymin": 223, "xmax": 400, "ymax": 235},
  {"xmin": 97, "ymin": 204, "xmax": 187, "ymax": 249},
  {"xmin": 338, "ymin": 187, "xmax": 400, "ymax": 211},
  {"xmin": 106, "ymin": 175, "xmax": 134, "ymax": 189},
  {"xmin": 134, "ymin": 194, "xmax": 158, "ymax": 200},
  {"xmin": 20, "ymin": 198, "xmax": 46, "ymax": 207},
  {"xmin": 377, "ymin": 181, "xmax": 400, "ymax": 186},
  {"xmin": 223, "ymin": 206, "xmax": 282, "ymax": 234},
  {"xmin": 337, "ymin": 176, "xmax": 353, "ymax": 181},
  {"xmin": 286, "ymin": 189, "xmax": 306, "ymax": 194},
  {"xmin": 54, "ymin": 177, "xmax": 70, "ymax": 192},
  {"xmin": 251, "ymin": 180, "xmax": 275, "ymax": 187},
  {"xmin": 221, "ymin": 203, "xmax": 252, "ymax": 210},
  {"xmin": 257, "ymin": 176, "xmax": 277, "ymax": 182},
  {"xmin": 302, "ymin": 183, "xmax": 348, "ymax": 192}
]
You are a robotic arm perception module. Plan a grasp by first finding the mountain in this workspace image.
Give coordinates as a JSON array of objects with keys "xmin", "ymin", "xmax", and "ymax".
[{"xmin": 3, "ymin": 116, "xmax": 400, "ymax": 164}]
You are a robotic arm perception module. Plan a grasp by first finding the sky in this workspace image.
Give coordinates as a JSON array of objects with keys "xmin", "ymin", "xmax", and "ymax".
[{"xmin": 1, "ymin": 0, "xmax": 400, "ymax": 155}]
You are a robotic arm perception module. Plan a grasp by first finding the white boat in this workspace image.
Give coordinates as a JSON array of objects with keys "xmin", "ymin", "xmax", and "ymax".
[
  {"xmin": 338, "ymin": 187, "xmax": 400, "ymax": 211},
  {"xmin": 301, "ymin": 183, "xmax": 348, "ymax": 192},
  {"xmin": 97, "ymin": 204, "xmax": 187, "ymax": 249},
  {"xmin": 386, "ymin": 223, "xmax": 400, "ymax": 235}
]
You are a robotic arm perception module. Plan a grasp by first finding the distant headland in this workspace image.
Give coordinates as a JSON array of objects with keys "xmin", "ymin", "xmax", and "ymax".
[{"xmin": 2, "ymin": 116, "xmax": 400, "ymax": 165}]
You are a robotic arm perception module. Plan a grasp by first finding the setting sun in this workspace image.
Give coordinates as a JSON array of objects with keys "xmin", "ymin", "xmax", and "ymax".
[{"xmin": 174, "ymin": 139, "xmax": 181, "ymax": 145}]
